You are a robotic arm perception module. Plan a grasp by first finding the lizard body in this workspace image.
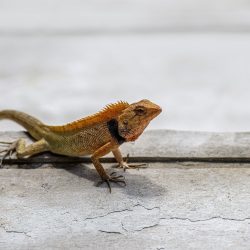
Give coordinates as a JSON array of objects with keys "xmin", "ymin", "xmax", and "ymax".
[{"xmin": 0, "ymin": 99, "xmax": 161, "ymax": 191}]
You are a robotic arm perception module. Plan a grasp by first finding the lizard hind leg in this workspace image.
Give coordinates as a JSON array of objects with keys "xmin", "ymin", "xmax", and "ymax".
[{"xmin": 0, "ymin": 138, "xmax": 50, "ymax": 167}]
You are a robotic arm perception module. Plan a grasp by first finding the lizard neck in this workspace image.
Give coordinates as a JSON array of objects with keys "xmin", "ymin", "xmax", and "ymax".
[{"xmin": 107, "ymin": 119, "xmax": 126, "ymax": 145}]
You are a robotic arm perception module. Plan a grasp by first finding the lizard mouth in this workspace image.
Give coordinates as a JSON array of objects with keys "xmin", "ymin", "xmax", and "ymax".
[{"xmin": 120, "ymin": 128, "xmax": 130, "ymax": 134}]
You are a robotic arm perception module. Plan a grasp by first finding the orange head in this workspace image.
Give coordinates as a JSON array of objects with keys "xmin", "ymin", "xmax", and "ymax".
[{"xmin": 117, "ymin": 99, "xmax": 162, "ymax": 141}]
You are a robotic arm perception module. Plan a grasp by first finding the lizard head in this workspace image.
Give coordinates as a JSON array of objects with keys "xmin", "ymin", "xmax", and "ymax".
[{"xmin": 117, "ymin": 99, "xmax": 162, "ymax": 141}]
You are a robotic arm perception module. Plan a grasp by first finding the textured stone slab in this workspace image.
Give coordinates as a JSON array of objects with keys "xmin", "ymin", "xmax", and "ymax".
[
  {"xmin": 1, "ymin": 164, "xmax": 250, "ymax": 250},
  {"xmin": 1, "ymin": 130, "xmax": 250, "ymax": 165}
]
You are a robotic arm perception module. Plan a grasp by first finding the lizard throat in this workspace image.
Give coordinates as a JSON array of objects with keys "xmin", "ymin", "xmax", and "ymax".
[{"xmin": 107, "ymin": 119, "xmax": 126, "ymax": 145}]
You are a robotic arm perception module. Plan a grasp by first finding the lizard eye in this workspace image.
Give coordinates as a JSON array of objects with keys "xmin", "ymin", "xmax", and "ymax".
[{"xmin": 135, "ymin": 106, "xmax": 146, "ymax": 116}]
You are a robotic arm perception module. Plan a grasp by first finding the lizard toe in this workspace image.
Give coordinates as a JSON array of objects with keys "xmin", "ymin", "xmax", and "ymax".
[
  {"xmin": 0, "ymin": 141, "xmax": 18, "ymax": 168},
  {"xmin": 96, "ymin": 174, "xmax": 126, "ymax": 193},
  {"xmin": 118, "ymin": 153, "xmax": 147, "ymax": 171}
]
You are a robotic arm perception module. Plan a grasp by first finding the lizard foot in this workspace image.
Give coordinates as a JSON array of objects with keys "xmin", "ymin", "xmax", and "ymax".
[
  {"xmin": 97, "ymin": 172, "xmax": 126, "ymax": 193},
  {"xmin": 0, "ymin": 141, "xmax": 17, "ymax": 168},
  {"xmin": 115, "ymin": 154, "xmax": 147, "ymax": 172}
]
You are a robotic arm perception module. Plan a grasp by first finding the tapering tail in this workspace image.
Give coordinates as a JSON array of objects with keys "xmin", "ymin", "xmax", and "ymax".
[{"xmin": 0, "ymin": 110, "xmax": 46, "ymax": 140}]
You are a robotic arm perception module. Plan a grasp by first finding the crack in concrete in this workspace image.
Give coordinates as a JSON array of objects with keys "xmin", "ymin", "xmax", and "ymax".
[
  {"xmin": 133, "ymin": 203, "xmax": 160, "ymax": 211},
  {"xmin": 123, "ymin": 215, "xmax": 250, "ymax": 232},
  {"xmin": 133, "ymin": 223, "xmax": 160, "ymax": 232},
  {"xmin": 166, "ymin": 216, "xmax": 250, "ymax": 223},
  {"xmin": 98, "ymin": 230, "xmax": 122, "ymax": 234},
  {"xmin": 85, "ymin": 203, "xmax": 159, "ymax": 221},
  {"xmin": 85, "ymin": 203, "xmax": 161, "ymax": 234},
  {"xmin": 85, "ymin": 208, "xmax": 132, "ymax": 220},
  {"xmin": 5, "ymin": 230, "xmax": 31, "ymax": 237},
  {"xmin": 0, "ymin": 223, "xmax": 31, "ymax": 238},
  {"xmin": 121, "ymin": 222, "xmax": 128, "ymax": 232},
  {"xmin": 86, "ymin": 203, "xmax": 250, "ymax": 234}
]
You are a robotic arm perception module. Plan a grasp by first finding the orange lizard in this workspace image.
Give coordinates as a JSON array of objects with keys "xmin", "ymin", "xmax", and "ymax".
[{"xmin": 0, "ymin": 99, "xmax": 161, "ymax": 191}]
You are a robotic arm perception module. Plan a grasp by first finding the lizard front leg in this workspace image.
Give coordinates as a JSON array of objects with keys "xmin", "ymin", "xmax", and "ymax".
[
  {"xmin": 91, "ymin": 142, "xmax": 126, "ymax": 192},
  {"xmin": 112, "ymin": 148, "xmax": 147, "ymax": 171},
  {"xmin": 0, "ymin": 138, "xmax": 50, "ymax": 167}
]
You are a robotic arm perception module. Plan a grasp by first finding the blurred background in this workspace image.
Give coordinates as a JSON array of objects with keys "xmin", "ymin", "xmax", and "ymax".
[{"xmin": 0, "ymin": 0, "xmax": 250, "ymax": 132}]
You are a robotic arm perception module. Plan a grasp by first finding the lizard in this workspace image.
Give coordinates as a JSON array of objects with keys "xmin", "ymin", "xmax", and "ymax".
[{"xmin": 0, "ymin": 99, "xmax": 162, "ymax": 192}]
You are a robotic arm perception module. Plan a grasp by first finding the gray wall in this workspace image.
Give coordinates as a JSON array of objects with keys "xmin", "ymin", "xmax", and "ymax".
[{"xmin": 0, "ymin": 0, "xmax": 250, "ymax": 131}]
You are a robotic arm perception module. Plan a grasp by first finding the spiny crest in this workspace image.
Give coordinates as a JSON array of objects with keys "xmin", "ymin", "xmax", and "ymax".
[{"xmin": 47, "ymin": 101, "xmax": 130, "ymax": 133}]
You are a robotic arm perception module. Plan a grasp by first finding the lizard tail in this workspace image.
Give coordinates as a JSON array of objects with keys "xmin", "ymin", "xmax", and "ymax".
[{"xmin": 0, "ymin": 110, "xmax": 47, "ymax": 140}]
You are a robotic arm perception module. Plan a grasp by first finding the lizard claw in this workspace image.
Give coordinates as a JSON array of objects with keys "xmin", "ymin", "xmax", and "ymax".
[
  {"xmin": 0, "ymin": 150, "xmax": 9, "ymax": 168},
  {"xmin": 0, "ymin": 156, "xmax": 4, "ymax": 168},
  {"xmin": 115, "ymin": 154, "xmax": 147, "ymax": 172},
  {"xmin": 96, "ymin": 173, "xmax": 126, "ymax": 193},
  {"xmin": 0, "ymin": 141, "xmax": 17, "ymax": 168}
]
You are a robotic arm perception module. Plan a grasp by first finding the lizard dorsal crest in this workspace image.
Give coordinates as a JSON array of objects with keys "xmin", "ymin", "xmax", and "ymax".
[{"xmin": 47, "ymin": 101, "xmax": 129, "ymax": 133}]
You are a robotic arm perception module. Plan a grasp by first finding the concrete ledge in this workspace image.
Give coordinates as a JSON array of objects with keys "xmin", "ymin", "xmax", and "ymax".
[
  {"xmin": 1, "ymin": 130, "xmax": 250, "ymax": 249},
  {"xmin": 1, "ymin": 130, "xmax": 250, "ymax": 164}
]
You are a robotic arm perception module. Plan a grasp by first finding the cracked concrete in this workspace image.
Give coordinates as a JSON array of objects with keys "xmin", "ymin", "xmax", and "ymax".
[
  {"xmin": 1, "ymin": 165, "xmax": 250, "ymax": 249},
  {"xmin": 84, "ymin": 204, "xmax": 161, "ymax": 234},
  {"xmin": 167, "ymin": 216, "xmax": 250, "ymax": 223},
  {"xmin": 4, "ymin": 231, "xmax": 31, "ymax": 238},
  {"xmin": 0, "ymin": 223, "xmax": 31, "ymax": 239}
]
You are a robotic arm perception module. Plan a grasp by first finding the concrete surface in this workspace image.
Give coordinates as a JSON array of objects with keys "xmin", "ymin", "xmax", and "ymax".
[
  {"xmin": 1, "ymin": 165, "xmax": 250, "ymax": 250},
  {"xmin": 2, "ymin": 130, "xmax": 250, "ymax": 161},
  {"xmin": 1, "ymin": 130, "xmax": 250, "ymax": 249}
]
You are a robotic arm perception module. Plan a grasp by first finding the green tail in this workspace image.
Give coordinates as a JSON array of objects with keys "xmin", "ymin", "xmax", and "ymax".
[{"xmin": 0, "ymin": 110, "xmax": 46, "ymax": 140}]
